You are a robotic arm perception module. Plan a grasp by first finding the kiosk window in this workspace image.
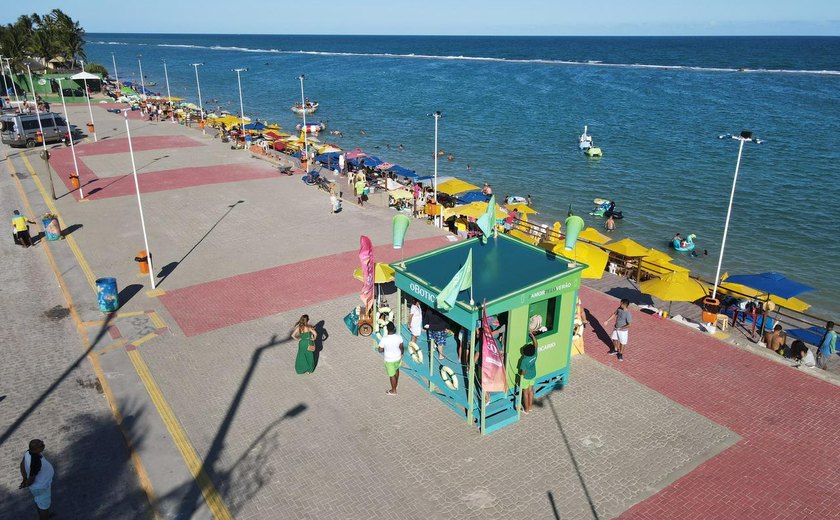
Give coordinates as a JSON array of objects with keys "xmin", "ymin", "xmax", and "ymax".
[{"xmin": 528, "ymin": 297, "xmax": 558, "ymax": 336}]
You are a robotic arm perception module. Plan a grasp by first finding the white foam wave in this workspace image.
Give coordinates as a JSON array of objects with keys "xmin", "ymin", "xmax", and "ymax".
[{"xmin": 91, "ymin": 40, "xmax": 840, "ymax": 76}]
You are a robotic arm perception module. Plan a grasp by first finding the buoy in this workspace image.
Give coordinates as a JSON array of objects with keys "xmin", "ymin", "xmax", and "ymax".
[
  {"xmin": 408, "ymin": 342, "xmax": 423, "ymax": 363},
  {"xmin": 440, "ymin": 366, "xmax": 459, "ymax": 390}
]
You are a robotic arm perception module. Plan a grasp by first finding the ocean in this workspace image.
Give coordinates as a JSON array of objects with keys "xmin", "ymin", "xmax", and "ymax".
[{"xmin": 83, "ymin": 35, "xmax": 840, "ymax": 318}]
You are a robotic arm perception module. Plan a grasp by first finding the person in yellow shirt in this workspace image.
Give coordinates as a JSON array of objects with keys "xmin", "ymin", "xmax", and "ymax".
[{"xmin": 12, "ymin": 210, "xmax": 36, "ymax": 247}]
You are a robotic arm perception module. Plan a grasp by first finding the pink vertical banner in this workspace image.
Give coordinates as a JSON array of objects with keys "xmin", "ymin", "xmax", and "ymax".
[
  {"xmin": 359, "ymin": 235, "xmax": 374, "ymax": 314},
  {"xmin": 481, "ymin": 302, "xmax": 506, "ymax": 392}
]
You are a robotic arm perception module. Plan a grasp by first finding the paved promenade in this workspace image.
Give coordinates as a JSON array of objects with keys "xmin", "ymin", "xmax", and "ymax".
[{"xmin": 1, "ymin": 103, "xmax": 837, "ymax": 519}]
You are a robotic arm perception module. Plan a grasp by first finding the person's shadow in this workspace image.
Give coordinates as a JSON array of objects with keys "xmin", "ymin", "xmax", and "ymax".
[
  {"xmin": 584, "ymin": 308, "xmax": 614, "ymax": 352},
  {"xmin": 313, "ymin": 320, "xmax": 329, "ymax": 368}
]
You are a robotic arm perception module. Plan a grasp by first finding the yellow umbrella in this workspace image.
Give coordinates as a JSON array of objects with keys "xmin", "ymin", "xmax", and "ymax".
[
  {"xmin": 718, "ymin": 281, "xmax": 811, "ymax": 313},
  {"xmin": 655, "ymin": 260, "xmax": 690, "ymax": 273},
  {"xmin": 442, "ymin": 201, "xmax": 506, "ymax": 220},
  {"xmin": 389, "ymin": 189, "xmax": 413, "ymax": 200},
  {"xmin": 318, "ymin": 145, "xmax": 342, "ymax": 153},
  {"xmin": 604, "ymin": 237, "xmax": 649, "ymax": 257},
  {"xmin": 578, "ymin": 227, "xmax": 611, "ymax": 245},
  {"xmin": 437, "ymin": 178, "xmax": 480, "ymax": 195},
  {"xmin": 551, "ymin": 241, "xmax": 609, "ymax": 279},
  {"xmin": 641, "ymin": 271, "xmax": 708, "ymax": 302},
  {"xmin": 644, "ymin": 247, "xmax": 673, "ymax": 262},
  {"xmin": 353, "ymin": 263, "xmax": 396, "ymax": 284},
  {"xmin": 505, "ymin": 203, "xmax": 538, "ymax": 215}
]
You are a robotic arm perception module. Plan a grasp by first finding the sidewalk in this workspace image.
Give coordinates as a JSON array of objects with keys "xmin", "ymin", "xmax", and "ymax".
[{"xmin": 2, "ymin": 102, "xmax": 838, "ymax": 519}]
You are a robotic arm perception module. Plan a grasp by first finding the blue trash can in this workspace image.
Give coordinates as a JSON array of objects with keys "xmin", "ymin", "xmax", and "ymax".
[{"xmin": 95, "ymin": 277, "xmax": 119, "ymax": 313}]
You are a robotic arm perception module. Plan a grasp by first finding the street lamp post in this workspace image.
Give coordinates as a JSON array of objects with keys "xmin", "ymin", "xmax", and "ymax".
[
  {"xmin": 25, "ymin": 63, "xmax": 56, "ymax": 200},
  {"xmin": 711, "ymin": 130, "xmax": 760, "ymax": 299},
  {"xmin": 137, "ymin": 54, "xmax": 145, "ymax": 96},
  {"xmin": 123, "ymin": 111, "xmax": 156, "ymax": 290},
  {"xmin": 79, "ymin": 59, "xmax": 97, "ymax": 142},
  {"xmin": 297, "ymin": 74, "xmax": 308, "ymax": 173},
  {"xmin": 57, "ymin": 78, "xmax": 83, "ymax": 199},
  {"xmin": 111, "ymin": 52, "xmax": 119, "ymax": 90},
  {"xmin": 3, "ymin": 57, "xmax": 21, "ymax": 111},
  {"xmin": 234, "ymin": 68, "xmax": 248, "ymax": 128},
  {"xmin": 432, "ymin": 111, "xmax": 441, "ymax": 205},
  {"xmin": 190, "ymin": 63, "xmax": 204, "ymax": 133},
  {"xmin": 163, "ymin": 60, "xmax": 174, "ymax": 122},
  {"xmin": 0, "ymin": 55, "xmax": 9, "ymax": 102}
]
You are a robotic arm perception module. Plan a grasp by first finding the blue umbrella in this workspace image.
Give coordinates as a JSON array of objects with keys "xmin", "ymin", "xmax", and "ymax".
[
  {"xmin": 457, "ymin": 190, "xmax": 488, "ymax": 203},
  {"xmin": 244, "ymin": 121, "xmax": 267, "ymax": 131},
  {"xmin": 723, "ymin": 272, "xmax": 815, "ymax": 300}
]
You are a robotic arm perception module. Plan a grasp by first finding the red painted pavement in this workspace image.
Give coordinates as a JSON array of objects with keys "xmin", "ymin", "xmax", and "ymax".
[
  {"xmin": 578, "ymin": 287, "xmax": 840, "ymax": 519},
  {"xmin": 160, "ymin": 236, "xmax": 449, "ymax": 337},
  {"xmin": 47, "ymin": 139, "xmax": 277, "ymax": 200}
]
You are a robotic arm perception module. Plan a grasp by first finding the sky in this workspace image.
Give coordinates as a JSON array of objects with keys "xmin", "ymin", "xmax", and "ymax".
[{"xmin": 3, "ymin": 0, "xmax": 840, "ymax": 36}]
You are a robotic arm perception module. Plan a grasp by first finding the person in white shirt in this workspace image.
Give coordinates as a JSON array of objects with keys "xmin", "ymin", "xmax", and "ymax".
[
  {"xmin": 19, "ymin": 439, "xmax": 54, "ymax": 519},
  {"xmin": 409, "ymin": 299, "xmax": 423, "ymax": 346},
  {"xmin": 378, "ymin": 322, "xmax": 404, "ymax": 395}
]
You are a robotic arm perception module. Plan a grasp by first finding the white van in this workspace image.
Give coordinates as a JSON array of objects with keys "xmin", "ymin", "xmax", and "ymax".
[{"xmin": 0, "ymin": 112, "xmax": 69, "ymax": 148}]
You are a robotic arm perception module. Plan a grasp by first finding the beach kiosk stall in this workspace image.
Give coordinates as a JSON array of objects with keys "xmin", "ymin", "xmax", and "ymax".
[{"xmin": 388, "ymin": 233, "xmax": 585, "ymax": 434}]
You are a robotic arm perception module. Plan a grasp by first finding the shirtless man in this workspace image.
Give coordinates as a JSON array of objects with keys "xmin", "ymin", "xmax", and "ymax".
[{"xmin": 764, "ymin": 324, "xmax": 786, "ymax": 354}]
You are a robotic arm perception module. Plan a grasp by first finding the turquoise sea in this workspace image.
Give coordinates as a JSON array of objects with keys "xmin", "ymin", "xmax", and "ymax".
[{"xmin": 84, "ymin": 35, "xmax": 840, "ymax": 318}]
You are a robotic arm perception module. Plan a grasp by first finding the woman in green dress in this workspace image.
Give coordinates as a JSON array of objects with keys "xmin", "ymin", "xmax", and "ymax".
[{"xmin": 291, "ymin": 314, "xmax": 317, "ymax": 374}]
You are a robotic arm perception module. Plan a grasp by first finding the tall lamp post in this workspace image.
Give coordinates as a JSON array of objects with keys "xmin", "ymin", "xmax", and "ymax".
[
  {"xmin": 163, "ymin": 59, "xmax": 174, "ymax": 122},
  {"xmin": 57, "ymin": 77, "xmax": 83, "ymax": 199},
  {"xmin": 137, "ymin": 54, "xmax": 145, "ymax": 96},
  {"xmin": 234, "ymin": 68, "xmax": 248, "ymax": 128},
  {"xmin": 25, "ymin": 63, "xmax": 56, "ymax": 200},
  {"xmin": 78, "ymin": 60, "xmax": 97, "ymax": 142},
  {"xmin": 123, "ymin": 110, "xmax": 156, "ymax": 290},
  {"xmin": 190, "ymin": 62, "xmax": 204, "ymax": 133},
  {"xmin": 3, "ymin": 57, "xmax": 21, "ymax": 111},
  {"xmin": 431, "ymin": 111, "xmax": 442, "ymax": 226},
  {"xmin": 0, "ymin": 55, "xmax": 9, "ymax": 102},
  {"xmin": 297, "ymin": 74, "xmax": 308, "ymax": 173},
  {"xmin": 710, "ymin": 130, "xmax": 762, "ymax": 300},
  {"xmin": 111, "ymin": 52, "xmax": 120, "ymax": 90}
]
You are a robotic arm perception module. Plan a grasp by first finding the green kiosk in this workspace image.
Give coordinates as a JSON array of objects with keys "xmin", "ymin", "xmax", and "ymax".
[{"xmin": 388, "ymin": 233, "xmax": 585, "ymax": 434}]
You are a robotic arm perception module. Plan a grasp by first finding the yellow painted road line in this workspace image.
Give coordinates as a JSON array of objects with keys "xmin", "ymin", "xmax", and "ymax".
[
  {"xmin": 81, "ymin": 320, "xmax": 106, "ymax": 328},
  {"xmin": 99, "ymin": 339, "xmax": 129, "ymax": 355},
  {"xmin": 131, "ymin": 332, "xmax": 158, "ymax": 349},
  {"xmin": 127, "ymin": 349, "xmax": 234, "ymax": 520},
  {"xmin": 20, "ymin": 153, "xmax": 97, "ymax": 291},
  {"xmin": 148, "ymin": 311, "xmax": 166, "ymax": 330},
  {"xmin": 117, "ymin": 311, "xmax": 147, "ymax": 318},
  {"xmin": 5, "ymin": 152, "xmax": 162, "ymax": 519}
]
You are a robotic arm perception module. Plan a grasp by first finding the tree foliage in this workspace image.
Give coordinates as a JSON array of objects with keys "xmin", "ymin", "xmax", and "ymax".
[{"xmin": 0, "ymin": 9, "xmax": 86, "ymax": 71}]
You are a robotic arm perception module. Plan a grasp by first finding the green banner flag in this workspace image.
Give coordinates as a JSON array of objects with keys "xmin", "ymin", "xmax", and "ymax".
[
  {"xmin": 436, "ymin": 250, "xmax": 473, "ymax": 311},
  {"xmin": 476, "ymin": 194, "xmax": 496, "ymax": 243}
]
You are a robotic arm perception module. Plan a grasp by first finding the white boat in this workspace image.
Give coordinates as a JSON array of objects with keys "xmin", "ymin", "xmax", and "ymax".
[
  {"xmin": 291, "ymin": 101, "xmax": 319, "ymax": 115},
  {"xmin": 579, "ymin": 125, "xmax": 593, "ymax": 150}
]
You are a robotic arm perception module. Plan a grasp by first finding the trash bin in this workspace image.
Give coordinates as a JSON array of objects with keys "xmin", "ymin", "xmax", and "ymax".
[
  {"xmin": 95, "ymin": 277, "xmax": 119, "ymax": 313},
  {"xmin": 701, "ymin": 297, "xmax": 720, "ymax": 324},
  {"xmin": 86, "ymin": 122, "xmax": 95, "ymax": 133},
  {"xmin": 134, "ymin": 251, "xmax": 150, "ymax": 275},
  {"xmin": 69, "ymin": 173, "xmax": 80, "ymax": 190},
  {"xmin": 42, "ymin": 216, "xmax": 61, "ymax": 241}
]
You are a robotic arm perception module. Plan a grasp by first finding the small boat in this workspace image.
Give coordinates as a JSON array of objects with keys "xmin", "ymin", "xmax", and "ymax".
[
  {"xmin": 671, "ymin": 233, "xmax": 697, "ymax": 252},
  {"xmin": 579, "ymin": 125, "xmax": 593, "ymax": 150},
  {"xmin": 506, "ymin": 195, "xmax": 528, "ymax": 205},
  {"xmin": 291, "ymin": 101, "xmax": 319, "ymax": 115},
  {"xmin": 585, "ymin": 145, "xmax": 602, "ymax": 157},
  {"xmin": 145, "ymin": 81, "xmax": 157, "ymax": 87},
  {"xmin": 295, "ymin": 121, "xmax": 326, "ymax": 135}
]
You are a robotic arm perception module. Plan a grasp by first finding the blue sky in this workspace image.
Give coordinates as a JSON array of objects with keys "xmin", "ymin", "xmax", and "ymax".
[{"xmin": 4, "ymin": 0, "xmax": 840, "ymax": 35}]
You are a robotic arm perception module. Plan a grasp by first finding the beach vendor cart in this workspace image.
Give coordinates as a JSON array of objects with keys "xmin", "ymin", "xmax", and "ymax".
[{"xmin": 387, "ymin": 233, "xmax": 585, "ymax": 434}]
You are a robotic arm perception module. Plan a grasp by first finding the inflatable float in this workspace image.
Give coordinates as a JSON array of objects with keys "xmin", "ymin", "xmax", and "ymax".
[
  {"xmin": 295, "ymin": 121, "xmax": 326, "ymax": 135},
  {"xmin": 672, "ymin": 233, "xmax": 697, "ymax": 252},
  {"xmin": 590, "ymin": 199, "xmax": 623, "ymax": 219}
]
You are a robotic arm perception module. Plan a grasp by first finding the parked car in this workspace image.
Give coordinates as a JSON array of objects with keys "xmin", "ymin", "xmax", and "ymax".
[{"xmin": 0, "ymin": 112, "xmax": 69, "ymax": 148}]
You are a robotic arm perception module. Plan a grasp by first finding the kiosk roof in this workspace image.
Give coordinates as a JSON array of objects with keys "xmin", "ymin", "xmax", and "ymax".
[{"xmin": 393, "ymin": 234, "xmax": 584, "ymax": 308}]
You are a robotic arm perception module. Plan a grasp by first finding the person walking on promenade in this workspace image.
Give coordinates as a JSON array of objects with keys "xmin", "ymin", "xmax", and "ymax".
[
  {"xmin": 605, "ymin": 298, "xmax": 632, "ymax": 361},
  {"xmin": 519, "ymin": 331, "xmax": 538, "ymax": 414},
  {"xmin": 816, "ymin": 321, "xmax": 836, "ymax": 370},
  {"xmin": 12, "ymin": 210, "xmax": 36, "ymax": 247},
  {"xmin": 355, "ymin": 177, "xmax": 367, "ymax": 207},
  {"xmin": 379, "ymin": 322, "xmax": 404, "ymax": 395},
  {"xmin": 19, "ymin": 438, "xmax": 54, "ymax": 519},
  {"xmin": 291, "ymin": 314, "xmax": 317, "ymax": 374},
  {"xmin": 409, "ymin": 298, "xmax": 423, "ymax": 346}
]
